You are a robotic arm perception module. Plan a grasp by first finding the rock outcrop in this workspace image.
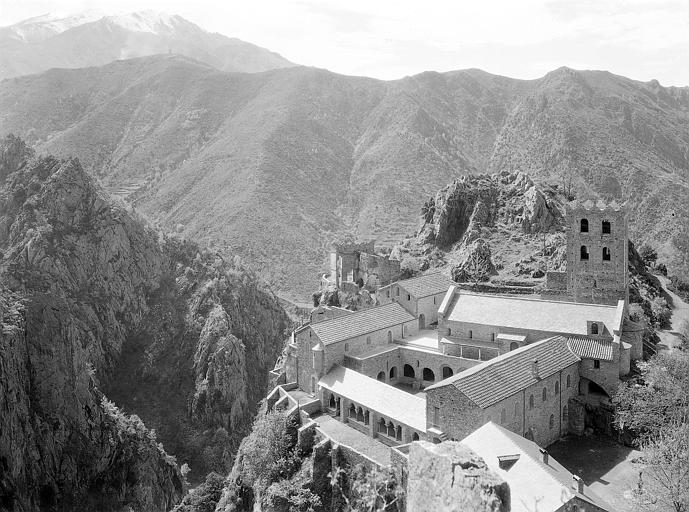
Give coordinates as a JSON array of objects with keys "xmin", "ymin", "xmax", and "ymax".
[
  {"xmin": 407, "ymin": 441, "xmax": 509, "ymax": 512},
  {"xmin": 0, "ymin": 135, "xmax": 291, "ymax": 510}
]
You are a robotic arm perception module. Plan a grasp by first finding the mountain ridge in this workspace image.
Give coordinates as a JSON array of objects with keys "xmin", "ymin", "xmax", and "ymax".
[
  {"xmin": 0, "ymin": 10, "xmax": 295, "ymax": 79},
  {"xmin": 1, "ymin": 55, "xmax": 687, "ymax": 299}
]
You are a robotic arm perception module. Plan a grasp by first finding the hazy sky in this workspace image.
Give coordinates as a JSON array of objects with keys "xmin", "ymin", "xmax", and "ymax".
[{"xmin": 1, "ymin": 0, "xmax": 688, "ymax": 85}]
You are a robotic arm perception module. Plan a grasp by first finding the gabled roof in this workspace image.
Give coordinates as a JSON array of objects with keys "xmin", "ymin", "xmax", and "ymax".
[
  {"xmin": 425, "ymin": 336, "xmax": 580, "ymax": 408},
  {"xmin": 445, "ymin": 291, "xmax": 622, "ymax": 336},
  {"xmin": 462, "ymin": 422, "xmax": 612, "ymax": 512},
  {"xmin": 382, "ymin": 273, "xmax": 454, "ymax": 298},
  {"xmin": 310, "ymin": 302, "xmax": 415, "ymax": 346},
  {"xmin": 319, "ymin": 365, "xmax": 427, "ymax": 431},
  {"xmin": 567, "ymin": 336, "xmax": 614, "ymax": 361}
]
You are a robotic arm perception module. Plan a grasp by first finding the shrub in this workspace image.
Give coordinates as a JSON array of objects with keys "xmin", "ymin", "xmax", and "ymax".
[
  {"xmin": 639, "ymin": 244, "xmax": 658, "ymax": 266},
  {"xmin": 649, "ymin": 296, "xmax": 671, "ymax": 329}
]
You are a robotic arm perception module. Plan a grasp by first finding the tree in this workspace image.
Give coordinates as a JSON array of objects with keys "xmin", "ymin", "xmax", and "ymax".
[
  {"xmin": 640, "ymin": 245, "xmax": 659, "ymax": 267},
  {"xmin": 332, "ymin": 463, "xmax": 404, "ymax": 512},
  {"xmin": 633, "ymin": 423, "xmax": 689, "ymax": 512}
]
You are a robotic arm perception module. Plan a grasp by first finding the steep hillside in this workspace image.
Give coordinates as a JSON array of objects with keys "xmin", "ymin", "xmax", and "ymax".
[
  {"xmin": 0, "ymin": 59, "xmax": 687, "ymax": 299},
  {"xmin": 0, "ymin": 10, "xmax": 294, "ymax": 79},
  {"xmin": 0, "ymin": 136, "xmax": 290, "ymax": 509}
]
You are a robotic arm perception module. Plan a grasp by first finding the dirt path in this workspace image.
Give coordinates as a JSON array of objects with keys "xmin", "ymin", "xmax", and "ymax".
[{"xmin": 656, "ymin": 274, "xmax": 689, "ymax": 351}]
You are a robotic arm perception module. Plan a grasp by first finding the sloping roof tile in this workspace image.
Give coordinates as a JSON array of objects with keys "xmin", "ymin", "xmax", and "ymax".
[
  {"xmin": 426, "ymin": 336, "xmax": 580, "ymax": 408},
  {"xmin": 462, "ymin": 422, "xmax": 612, "ymax": 512},
  {"xmin": 388, "ymin": 273, "xmax": 454, "ymax": 298},
  {"xmin": 310, "ymin": 302, "xmax": 415, "ymax": 346},
  {"xmin": 446, "ymin": 292, "xmax": 621, "ymax": 336},
  {"xmin": 567, "ymin": 337, "xmax": 614, "ymax": 361},
  {"xmin": 319, "ymin": 365, "xmax": 426, "ymax": 431}
]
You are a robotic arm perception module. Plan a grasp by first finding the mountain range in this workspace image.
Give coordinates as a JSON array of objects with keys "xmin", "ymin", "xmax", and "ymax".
[
  {"xmin": 0, "ymin": 10, "xmax": 294, "ymax": 79},
  {"xmin": 1, "ymin": 53, "xmax": 687, "ymax": 299}
]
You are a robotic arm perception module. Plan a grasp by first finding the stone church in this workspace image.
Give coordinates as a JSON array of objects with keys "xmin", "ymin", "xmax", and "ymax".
[{"xmin": 274, "ymin": 200, "xmax": 640, "ymax": 511}]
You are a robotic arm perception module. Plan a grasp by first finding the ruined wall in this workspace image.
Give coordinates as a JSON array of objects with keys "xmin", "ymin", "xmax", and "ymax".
[
  {"xmin": 406, "ymin": 441, "xmax": 509, "ymax": 512},
  {"xmin": 359, "ymin": 252, "xmax": 400, "ymax": 289}
]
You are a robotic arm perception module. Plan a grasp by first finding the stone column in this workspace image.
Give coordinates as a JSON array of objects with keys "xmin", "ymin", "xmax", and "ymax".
[{"xmin": 340, "ymin": 398, "xmax": 348, "ymax": 423}]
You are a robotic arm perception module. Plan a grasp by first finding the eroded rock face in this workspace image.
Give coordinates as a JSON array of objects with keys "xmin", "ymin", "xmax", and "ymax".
[
  {"xmin": 0, "ymin": 135, "xmax": 290, "ymax": 509},
  {"xmin": 407, "ymin": 441, "xmax": 509, "ymax": 512},
  {"xmin": 450, "ymin": 238, "xmax": 498, "ymax": 283}
]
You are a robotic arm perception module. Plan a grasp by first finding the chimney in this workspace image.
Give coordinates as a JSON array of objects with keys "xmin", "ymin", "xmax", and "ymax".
[
  {"xmin": 572, "ymin": 475, "xmax": 584, "ymax": 494},
  {"xmin": 539, "ymin": 448, "xmax": 549, "ymax": 465},
  {"xmin": 531, "ymin": 359, "xmax": 540, "ymax": 380}
]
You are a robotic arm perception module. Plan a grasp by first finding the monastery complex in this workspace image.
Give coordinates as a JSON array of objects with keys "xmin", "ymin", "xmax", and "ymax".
[{"xmin": 270, "ymin": 200, "xmax": 642, "ymax": 511}]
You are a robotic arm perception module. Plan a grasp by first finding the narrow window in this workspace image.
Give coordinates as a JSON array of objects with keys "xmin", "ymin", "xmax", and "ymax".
[
  {"xmin": 491, "ymin": 333, "xmax": 495, "ymax": 341},
  {"xmin": 549, "ymin": 414, "xmax": 555, "ymax": 430},
  {"xmin": 433, "ymin": 407, "xmax": 440, "ymax": 427},
  {"xmin": 602, "ymin": 220, "xmax": 611, "ymax": 234},
  {"xmin": 591, "ymin": 322, "xmax": 599, "ymax": 335},
  {"xmin": 563, "ymin": 405, "xmax": 568, "ymax": 422},
  {"xmin": 501, "ymin": 409, "xmax": 506, "ymax": 424},
  {"xmin": 469, "ymin": 330, "xmax": 473, "ymax": 339},
  {"xmin": 366, "ymin": 336, "xmax": 371, "ymax": 345},
  {"xmin": 529, "ymin": 395, "xmax": 534, "ymax": 409},
  {"xmin": 602, "ymin": 247, "xmax": 611, "ymax": 261},
  {"xmin": 567, "ymin": 374, "xmax": 571, "ymax": 388},
  {"xmin": 345, "ymin": 343, "xmax": 349, "ymax": 352},
  {"xmin": 594, "ymin": 360, "xmax": 600, "ymax": 369},
  {"xmin": 396, "ymin": 287, "xmax": 400, "ymax": 296},
  {"xmin": 580, "ymin": 218, "xmax": 589, "ymax": 233},
  {"xmin": 514, "ymin": 401, "xmax": 519, "ymax": 417},
  {"xmin": 555, "ymin": 381, "xmax": 560, "ymax": 394},
  {"xmin": 407, "ymin": 294, "xmax": 411, "ymax": 301},
  {"xmin": 580, "ymin": 245, "xmax": 589, "ymax": 261},
  {"xmin": 542, "ymin": 387, "xmax": 547, "ymax": 401},
  {"xmin": 386, "ymin": 290, "xmax": 390, "ymax": 298},
  {"xmin": 433, "ymin": 296, "xmax": 437, "ymax": 304}
]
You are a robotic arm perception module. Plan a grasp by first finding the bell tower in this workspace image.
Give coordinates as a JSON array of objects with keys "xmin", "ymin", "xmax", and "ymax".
[{"xmin": 565, "ymin": 200, "xmax": 628, "ymax": 305}]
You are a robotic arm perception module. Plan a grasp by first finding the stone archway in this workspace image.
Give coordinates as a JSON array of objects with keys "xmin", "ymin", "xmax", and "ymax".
[
  {"xmin": 422, "ymin": 368, "xmax": 435, "ymax": 382},
  {"xmin": 377, "ymin": 371, "xmax": 386, "ymax": 382},
  {"xmin": 442, "ymin": 366, "xmax": 453, "ymax": 379},
  {"xmin": 403, "ymin": 364, "xmax": 415, "ymax": 378}
]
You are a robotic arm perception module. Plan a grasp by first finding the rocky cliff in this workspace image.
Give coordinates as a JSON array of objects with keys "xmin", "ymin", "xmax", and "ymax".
[{"xmin": 0, "ymin": 135, "xmax": 291, "ymax": 510}]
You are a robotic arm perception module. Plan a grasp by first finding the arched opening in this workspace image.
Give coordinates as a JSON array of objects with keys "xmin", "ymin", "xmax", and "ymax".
[
  {"xmin": 469, "ymin": 330, "xmax": 473, "ymax": 339},
  {"xmin": 422, "ymin": 368, "xmax": 435, "ymax": 382},
  {"xmin": 549, "ymin": 414, "xmax": 555, "ymax": 430},
  {"xmin": 602, "ymin": 220, "xmax": 611, "ymax": 234},
  {"xmin": 419, "ymin": 314, "xmax": 426, "ymax": 330},
  {"xmin": 387, "ymin": 331, "xmax": 392, "ymax": 343},
  {"xmin": 555, "ymin": 381, "xmax": 560, "ymax": 394},
  {"xmin": 510, "ymin": 342, "xmax": 519, "ymax": 351},
  {"xmin": 389, "ymin": 366, "xmax": 397, "ymax": 379},
  {"xmin": 566, "ymin": 374, "xmax": 571, "ymax": 388},
  {"xmin": 387, "ymin": 421, "xmax": 395, "ymax": 437},
  {"xmin": 349, "ymin": 404, "xmax": 356, "ymax": 418},
  {"xmin": 580, "ymin": 245, "xmax": 589, "ymax": 260},
  {"xmin": 602, "ymin": 247, "xmax": 611, "ymax": 261},
  {"xmin": 396, "ymin": 425, "xmax": 402, "ymax": 441},
  {"xmin": 588, "ymin": 380, "xmax": 609, "ymax": 397},
  {"xmin": 591, "ymin": 322, "xmax": 599, "ymax": 335},
  {"xmin": 442, "ymin": 366, "xmax": 453, "ymax": 379},
  {"xmin": 542, "ymin": 388, "xmax": 547, "ymax": 401},
  {"xmin": 403, "ymin": 364, "xmax": 415, "ymax": 378},
  {"xmin": 377, "ymin": 371, "xmax": 385, "ymax": 382},
  {"xmin": 357, "ymin": 407, "xmax": 364, "ymax": 422},
  {"xmin": 412, "ymin": 432, "xmax": 420, "ymax": 441},
  {"xmin": 329, "ymin": 394, "xmax": 336, "ymax": 408},
  {"xmin": 378, "ymin": 418, "xmax": 386, "ymax": 433},
  {"xmin": 580, "ymin": 218, "xmax": 589, "ymax": 233}
]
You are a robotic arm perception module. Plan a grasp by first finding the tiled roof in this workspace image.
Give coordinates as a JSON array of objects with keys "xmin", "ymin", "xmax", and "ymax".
[
  {"xmin": 387, "ymin": 273, "xmax": 454, "ymax": 298},
  {"xmin": 445, "ymin": 292, "xmax": 622, "ymax": 336},
  {"xmin": 319, "ymin": 365, "xmax": 427, "ymax": 431},
  {"xmin": 310, "ymin": 302, "xmax": 415, "ymax": 346},
  {"xmin": 426, "ymin": 336, "xmax": 580, "ymax": 408},
  {"xmin": 567, "ymin": 337, "xmax": 614, "ymax": 361},
  {"xmin": 462, "ymin": 423, "xmax": 612, "ymax": 512}
]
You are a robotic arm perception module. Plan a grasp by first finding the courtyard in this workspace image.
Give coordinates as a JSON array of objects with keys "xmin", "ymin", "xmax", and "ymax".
[{"xmin": 548, "ymin": 434, "xmax": 642, "ymax": 512}]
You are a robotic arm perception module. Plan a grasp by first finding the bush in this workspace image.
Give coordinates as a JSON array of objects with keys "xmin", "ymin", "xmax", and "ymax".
[
  {"xmin": 656, "ymin": 263, "xmax": 668, "ymax": 276},
  {"xmin": 263, "ymin": 480, "xmax": 321, "ymax": 512},
  {"xmin": 649, "ymin": 296, "xmax": 671, "ymax": 329},
  {"xmin": 639, "ymin": 244, "xmax": 658, "ymax": 266}
]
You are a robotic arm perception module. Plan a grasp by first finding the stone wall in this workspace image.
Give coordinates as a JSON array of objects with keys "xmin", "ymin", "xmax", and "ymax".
[
  {"xmin": 578, "ymin": 352, "xmax": 621, "ymax": 398},
  {"xmin": 546, "ymin": 270, "xmax": 568, "ymax": 290},
  {"xmin": 406, "ymin": 441, "xmax": 509, "ymax": 512},
  {"xmin": 426, "ymin": 386, "xmax": 483, "ymax": 441},
  {"xmin": 359, "ymin": 252, "xmax": 401, "ymax": 289}
]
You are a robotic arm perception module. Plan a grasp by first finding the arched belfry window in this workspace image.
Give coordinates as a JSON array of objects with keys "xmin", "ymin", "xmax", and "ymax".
[
  {"xmin": 580, "ymin": 219, "xmax": 589, "ymax": 233},
  {"xmin": 580, "ymin": 245, "xmax": 589, "ymax": 261},
  {"xmin": 602, "ymin": 247, "xmax": 611, "ymax": 261},
  {"xmin": 591, "ymin": 322, "xmax": 599, "ymax": 335},
  {"xmin": 602, "ymin": 220, "xmax": 611, "ymax": 234}
]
